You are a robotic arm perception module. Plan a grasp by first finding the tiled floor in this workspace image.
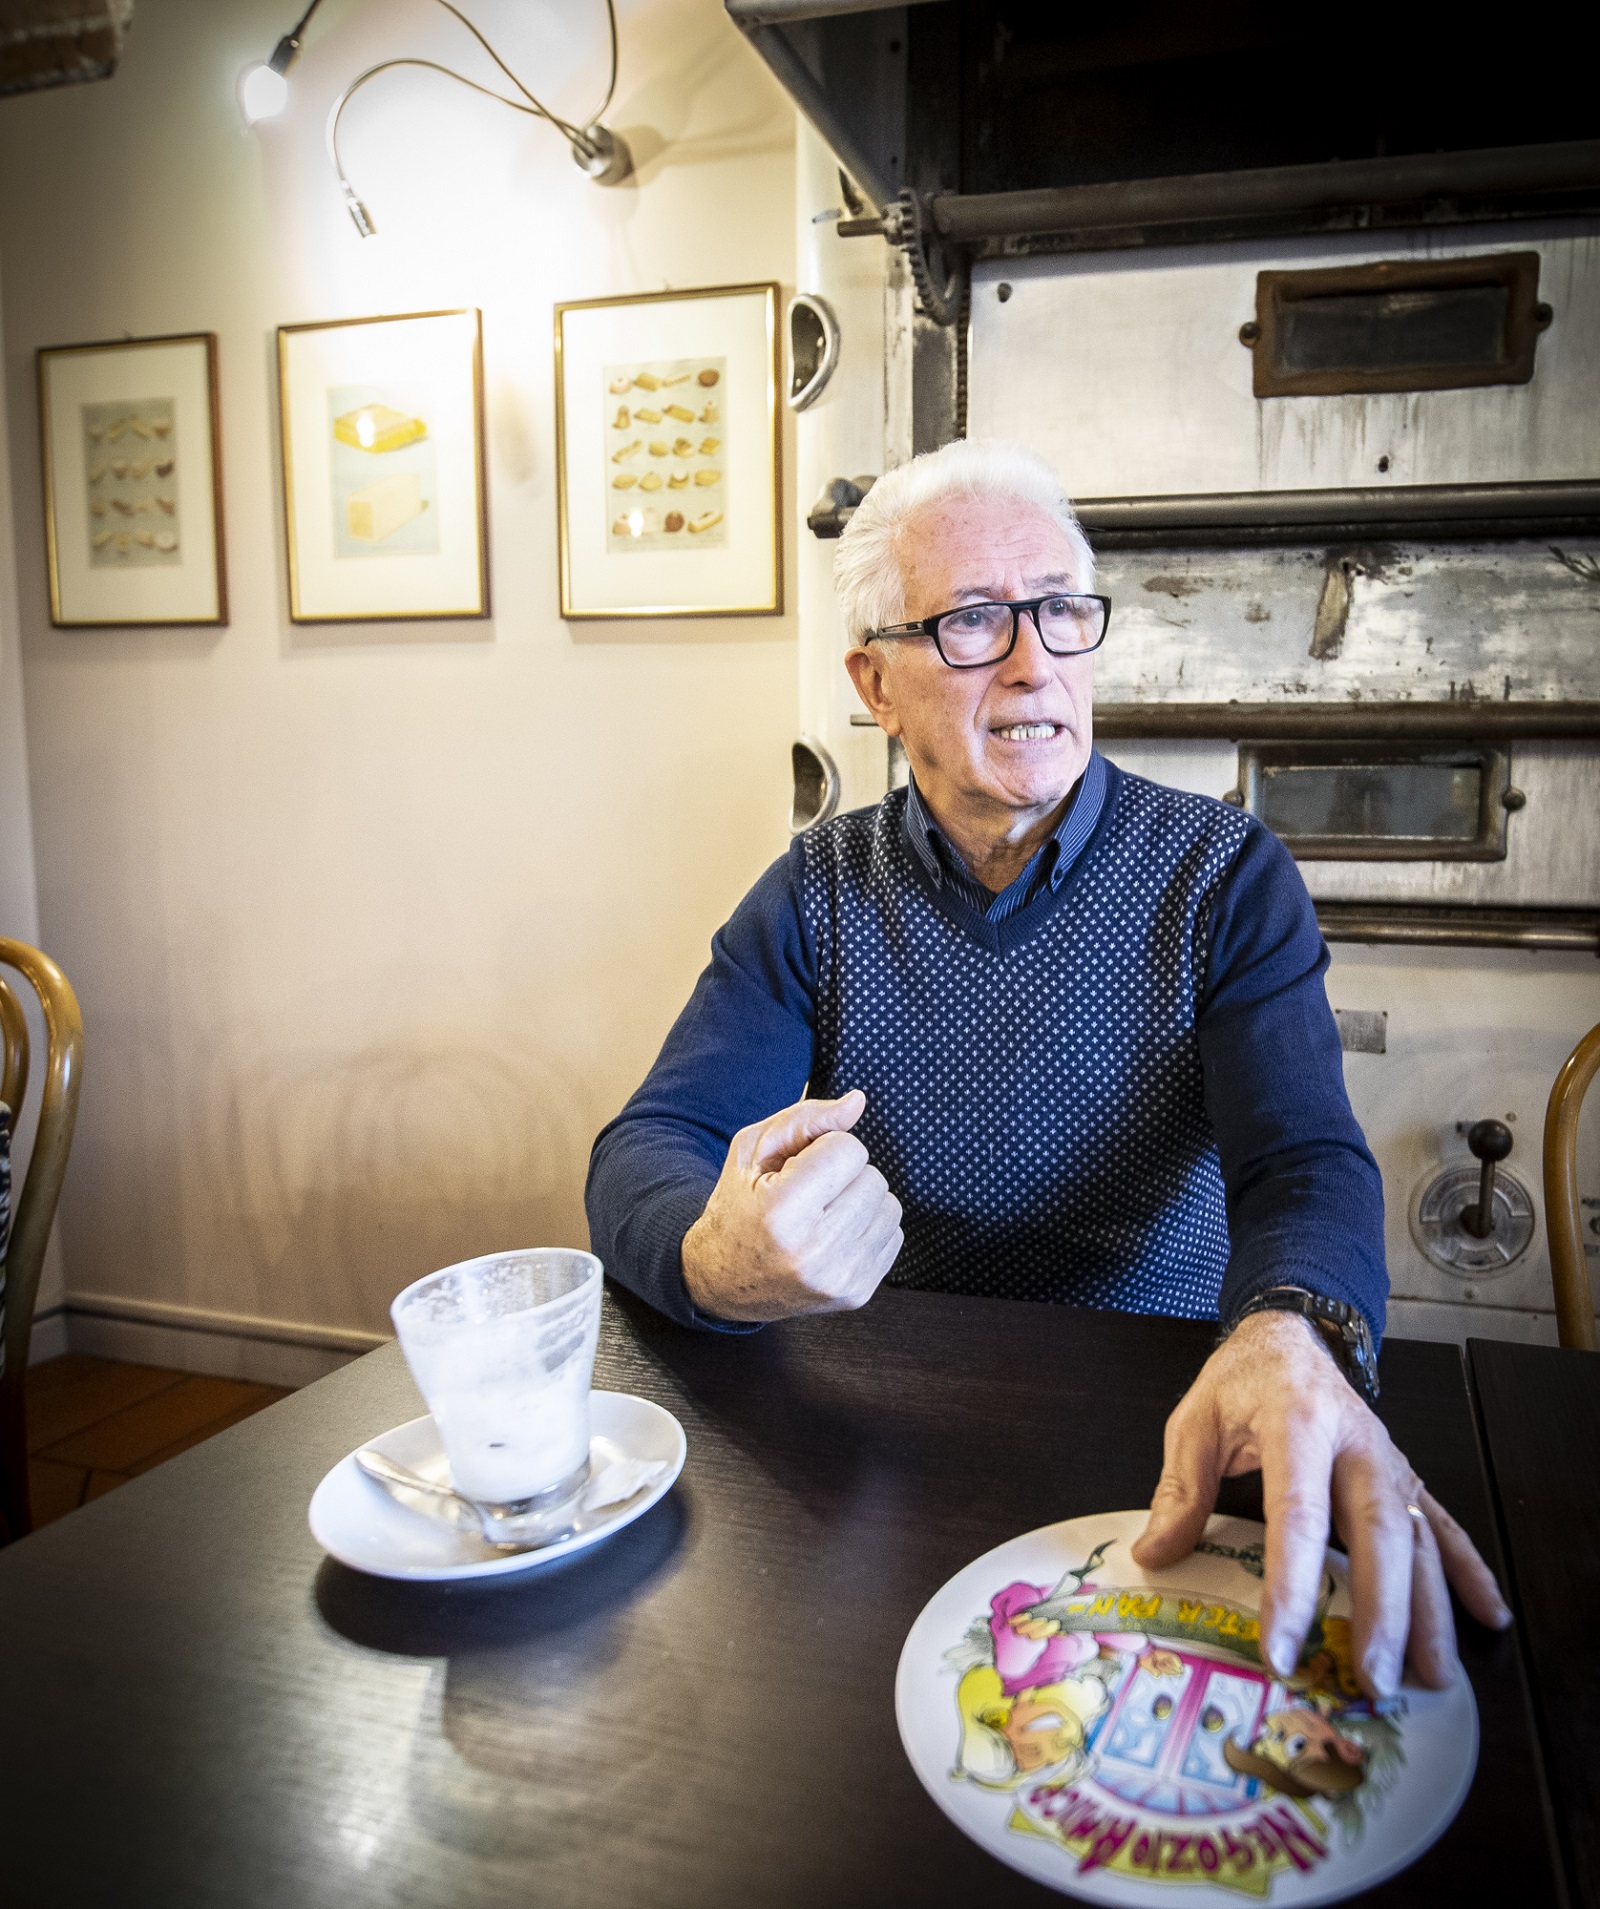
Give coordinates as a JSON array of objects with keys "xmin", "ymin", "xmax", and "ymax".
[{"xmin": 27, "ymin": 1355, "xmax": 291, "ymax": 1529}]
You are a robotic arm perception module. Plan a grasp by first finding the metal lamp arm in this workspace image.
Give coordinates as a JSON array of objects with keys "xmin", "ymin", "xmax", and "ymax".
[{"xmin": 327, "ymin": 57, "xmax": 577, "ymax": 231}]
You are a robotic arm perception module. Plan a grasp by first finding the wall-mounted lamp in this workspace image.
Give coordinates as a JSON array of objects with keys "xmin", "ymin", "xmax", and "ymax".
[
  {"xmin": 241, "ymin": 0, "xmax": 631, "ymax": 235},
  {"xmin": 237, "ymin": 0, "xmax": 322, "ymax": 125}
]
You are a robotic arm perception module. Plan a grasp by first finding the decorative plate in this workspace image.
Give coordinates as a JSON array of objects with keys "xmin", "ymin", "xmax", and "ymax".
[{"xmin": 896, "ymin": 1510, "xmax": 1476, "ymax": 1905}]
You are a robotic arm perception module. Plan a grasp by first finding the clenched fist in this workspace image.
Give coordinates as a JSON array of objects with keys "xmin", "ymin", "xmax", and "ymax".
[{"xmin": 681, "ymin": 1090, "xmax": 904, "ymax": 1322}]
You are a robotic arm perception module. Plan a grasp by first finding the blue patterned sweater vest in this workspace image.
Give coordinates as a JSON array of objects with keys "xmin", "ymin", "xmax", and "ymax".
[{"xmin": 798, "ymin": 775, "xmax": 1253, "ymax": 1317}]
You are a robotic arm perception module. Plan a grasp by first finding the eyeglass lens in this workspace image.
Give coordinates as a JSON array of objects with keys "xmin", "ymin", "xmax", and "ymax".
[{"xmin": 934, "ymin": 597, "xmax": 1105, "ymax": 665}]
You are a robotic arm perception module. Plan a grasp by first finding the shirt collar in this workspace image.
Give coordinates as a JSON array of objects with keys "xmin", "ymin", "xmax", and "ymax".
[{"xmin": 902, "ymin": 748, "xmax": 1107, "ymax": 893}]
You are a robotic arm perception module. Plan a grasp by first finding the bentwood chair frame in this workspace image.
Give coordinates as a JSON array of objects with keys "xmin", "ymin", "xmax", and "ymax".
[
  {"xmin": 1544, "ymin": 1021, "xmax": 1600, "ymax": 1353},
  {"xmin": 0, "ymin": 938, "xmax": 84, "ymax": 1541}
]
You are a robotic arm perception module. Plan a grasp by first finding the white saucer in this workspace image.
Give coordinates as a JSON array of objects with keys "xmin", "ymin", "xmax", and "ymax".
[{"xmin": 309, "ymin": 1390, "xmax": 686, "ymax": 1582}]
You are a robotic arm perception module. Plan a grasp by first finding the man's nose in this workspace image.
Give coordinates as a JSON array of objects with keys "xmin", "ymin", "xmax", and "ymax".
[{"xmin": 998, "ymin": 605, "xmax": 1054, "ymax": 684}]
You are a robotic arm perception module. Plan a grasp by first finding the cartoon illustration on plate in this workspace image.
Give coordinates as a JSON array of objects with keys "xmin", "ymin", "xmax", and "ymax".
[{"xmin": 939, "ymin": 1535, "xmax": 1405, "ymax": 1897}]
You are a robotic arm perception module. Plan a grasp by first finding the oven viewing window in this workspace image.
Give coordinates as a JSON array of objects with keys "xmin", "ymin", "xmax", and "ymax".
[
  {"xmin": 1243, "ymin": 253, "xmax": 1553, "ymax": 399},
  {"xmin": 1231, "ymin": 743, "xmax": 1519, "ymax": 860}
]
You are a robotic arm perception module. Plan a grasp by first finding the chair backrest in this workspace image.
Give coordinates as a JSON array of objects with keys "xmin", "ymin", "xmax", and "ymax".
[
  {"xmin": 1543, "ymin": 1021, "xmax": 1600, "ymax": 1353},
  {"xmin": 0, "ymin": 939, "xmax": 84, "ymax": 1541}
]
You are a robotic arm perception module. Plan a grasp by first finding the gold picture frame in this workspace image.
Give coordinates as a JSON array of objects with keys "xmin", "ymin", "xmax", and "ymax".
[
  {"xmin": 555, "ymin": 282, "xmax": 782, "ymax": 619},
  {"xmin": 38, "ymin": 332, "xmax": 227, "ymax": 628},
  {"xmin": 277, "ymin": 309, "xmax": 489, "ymax": 623}
]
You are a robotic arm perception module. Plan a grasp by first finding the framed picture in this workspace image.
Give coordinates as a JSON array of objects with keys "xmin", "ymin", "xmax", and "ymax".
[
  {"xmin": 277, "ymin": 309, "xmax": 488, "ymax": 623},
  {"xmin": 37, "ymin": 332, "xmax": 226, "ymax": 628},
  {"xmin": 555, "ymin": 282, "xmax": 782, "ymax": 619}
]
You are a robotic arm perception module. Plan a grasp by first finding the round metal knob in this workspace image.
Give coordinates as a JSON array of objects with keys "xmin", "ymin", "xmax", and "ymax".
[{"xmin": 1462, "ymin": 1120, "xmax": 1513, "ymax": 1239}]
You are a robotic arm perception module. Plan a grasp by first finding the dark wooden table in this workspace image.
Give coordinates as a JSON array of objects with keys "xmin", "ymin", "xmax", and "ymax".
[
  {"xmin": 1469, "ymin": 1337, "xmax": 1600, "ymax": 1909},
  {"xmin": 0, "ymin": 1290, "xmax": 1565, "ymax": 1907}
]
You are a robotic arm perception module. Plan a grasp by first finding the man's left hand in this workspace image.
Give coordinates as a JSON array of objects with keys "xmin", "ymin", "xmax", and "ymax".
[{"xmin": 1131, "ymin": 1310, "xmax": 1512, "ymax": 1698}]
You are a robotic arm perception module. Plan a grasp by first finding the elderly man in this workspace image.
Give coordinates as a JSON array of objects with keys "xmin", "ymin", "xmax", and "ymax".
[{"xmin": 586, "ymin": 438, "xmax": 1510, "ymax": 1701}]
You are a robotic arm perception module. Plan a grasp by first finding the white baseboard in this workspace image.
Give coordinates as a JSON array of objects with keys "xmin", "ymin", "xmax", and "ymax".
[{"xmin": 53, "ymin": 1293, "xmax": 390, "ymax": 1389}]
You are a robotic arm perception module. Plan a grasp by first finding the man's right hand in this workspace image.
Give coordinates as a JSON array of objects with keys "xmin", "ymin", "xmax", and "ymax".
[{"xmin": 680, "ymin": 1090, "xmax": 903, "ymax": 1322}]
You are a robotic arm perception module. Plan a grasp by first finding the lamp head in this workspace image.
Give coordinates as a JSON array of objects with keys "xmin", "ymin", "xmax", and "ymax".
[{"xmin": 237, "ymin": 60, "xmax": 290, "ymax": 124}]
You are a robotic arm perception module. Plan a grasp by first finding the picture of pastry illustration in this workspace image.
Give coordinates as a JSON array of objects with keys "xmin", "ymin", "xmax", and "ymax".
[
  {"xmin": 602, "ymin": 355, "xmax": 727, "ymax": 552},
  {"xmin": 346, "ymin": 471, "xmax": 427, "ymax": 544},
  {"xmin": 333, "ymin": 402, "xmax": 427, "ymax": 454},
  {"xmin": 327, "ymin": 382, "xmax": 441, "ymax": 560},
  {"xmin": 82, "ymin": 397, "xmax": 183, "ymax": 567}
]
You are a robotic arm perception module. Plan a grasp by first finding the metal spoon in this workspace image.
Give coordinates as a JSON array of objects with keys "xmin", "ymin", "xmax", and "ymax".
[{"xmin": 354, "ymin": 1447, "xmax": 574, "ymax": 1551}]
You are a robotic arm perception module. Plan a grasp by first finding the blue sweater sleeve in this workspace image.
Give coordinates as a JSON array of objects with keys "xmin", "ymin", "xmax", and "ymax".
[
  {"xmin": 1199, "ymin": 819, "xmax": 1388, "ymax": 1343},
  {"xmin": 585, "ymin": 845, "xmax": 816, "ymax": 1331}
]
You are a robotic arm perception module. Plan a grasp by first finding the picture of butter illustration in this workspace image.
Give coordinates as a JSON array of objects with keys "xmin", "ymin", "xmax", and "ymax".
[
  {"xmin": 334, "ymin": 403, "xmax": 429, "ymax": 454},
  {"xmin": 688, "ymin": 509, "xmax": 723, "ymax": 533},
  {"xmin": 694, "ymin": 468, "xmax": 721, "ymax": 487},
  {"xmin": 700, "ymin": 401, "xmax": 719, "ymax": 424},
  {"xmin": 673, "ymin": 436, "xmax": 694, "ymax": 457},
  {"xmin": 699, "ymin": 437, "xmax": 720, "ymax": 456},
  {"xmin": 633, "ymin": 371, "xmax": 662, "ymax": 391},
  {"xmin": 612, "ymin": 405, "xmax": 630, "ymax": 430},
  {"xmin": 640, "ymin": 470, "xmax": 663, "ymax": 491},
  {"xmin": 668, "ymin": 470, "xmax": 689, "ymax": 489},
  {"xmin": 633, "ymin": 406, "xmax": 663, "ymax": 424},
  {"xmin": 612, "ymin": 439, "xmax": 643, "ymax": 463},
  {"xmin": 664, "ymin": 403, "xmax": 695, "ymax": 423},
  {"xmin": 613, "ymin": 471, "xmax": 638, "ymax": 489},
  {"xmin": 648, "ymin": 439, "xmax": 670, "ymax": 458},
  {"xmin": 346, "ymin": 470, "xmax": 427, "ymax": 542}
]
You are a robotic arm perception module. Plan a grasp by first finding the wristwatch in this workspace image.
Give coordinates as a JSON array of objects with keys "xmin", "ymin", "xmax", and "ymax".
[{"xmin": 1230, "ymin": 1287, "xmax": 1380, "ymax": 1404}]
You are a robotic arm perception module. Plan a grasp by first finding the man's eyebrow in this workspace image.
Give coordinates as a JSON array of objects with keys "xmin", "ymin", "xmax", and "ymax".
[{"xmin": 946, "ymin": 573, "xmax": 1080, "ymax": 601}]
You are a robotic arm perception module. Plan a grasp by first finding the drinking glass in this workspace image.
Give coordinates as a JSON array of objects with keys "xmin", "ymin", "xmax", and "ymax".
[{"xmin": 390, "ymin": 1248, "xmax": 603, "ymax": 1518}]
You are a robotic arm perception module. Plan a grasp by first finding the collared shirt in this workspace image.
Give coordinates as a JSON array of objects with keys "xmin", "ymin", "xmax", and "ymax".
[{"xmin": 901, "ymin": 748, "xmax": 1108, "ymax": 923}]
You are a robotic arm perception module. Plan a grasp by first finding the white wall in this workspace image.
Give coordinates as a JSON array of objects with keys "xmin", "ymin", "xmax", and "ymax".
[
  {"xmin": 0, "ymin": 0, "xmax": 799, "ymax": 1368},
  {"xmin": 0, "ymin": 255, "xmax": 70, "ymax": 1358}
]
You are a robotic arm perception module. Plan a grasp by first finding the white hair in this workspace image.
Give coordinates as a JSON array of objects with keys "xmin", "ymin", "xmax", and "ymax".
[{"xmin": 832, "ymin": 438, "xmax": 1094, "ymax": 643}]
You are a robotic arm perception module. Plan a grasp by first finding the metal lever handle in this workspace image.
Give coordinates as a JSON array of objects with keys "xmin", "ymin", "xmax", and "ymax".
[{"xmin": 1462, "ymin": 1119, "xmax": 1514, "ymax": 1238}]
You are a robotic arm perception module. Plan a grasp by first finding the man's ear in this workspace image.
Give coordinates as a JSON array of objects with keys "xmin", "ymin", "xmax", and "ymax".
[{"xmin": 845, "ymin": 644, "xmax": 903, "ymax": 737}]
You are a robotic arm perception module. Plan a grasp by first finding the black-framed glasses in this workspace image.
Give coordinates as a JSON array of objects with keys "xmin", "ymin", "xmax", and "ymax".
[{"xmin": 866, "ymin": 593, "xmax": 1112, "ymax": 669}]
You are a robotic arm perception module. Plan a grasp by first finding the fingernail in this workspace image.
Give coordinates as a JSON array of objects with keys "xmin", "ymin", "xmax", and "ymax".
[
  {"xmin": 1363, "ymin": 1649, "xmax": 1401, "ymax": 1698},
  {"xmin": 1264, "ymin": 1630, "xmax": 1296, "ymax": 1680}
]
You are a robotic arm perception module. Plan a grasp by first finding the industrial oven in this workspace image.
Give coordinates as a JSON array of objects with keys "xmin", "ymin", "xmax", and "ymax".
[{"xmin": 733, "ymin": 0, "xmax": 1600, "ymax": 1346}]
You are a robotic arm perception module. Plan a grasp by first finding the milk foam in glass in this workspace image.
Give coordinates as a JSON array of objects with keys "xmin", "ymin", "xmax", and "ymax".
[{"xmin": 391, "ymin": 1249, "xmax": 603, "ymax": 1510}]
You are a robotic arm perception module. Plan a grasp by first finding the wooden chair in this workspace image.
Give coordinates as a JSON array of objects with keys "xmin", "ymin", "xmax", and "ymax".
[
  {"xmin": 1544, "ymin": 1020, "xmax": 1600, "ymax": 1353},
  {"xmin": 0, "ymin": 939, "xmax": 84, "ymax": 1542}
]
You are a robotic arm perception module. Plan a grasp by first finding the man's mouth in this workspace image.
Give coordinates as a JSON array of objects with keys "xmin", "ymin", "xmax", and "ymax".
[{"xmin": 992, "ymin": 722, "xmax": 1062, "ymax": 741}]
